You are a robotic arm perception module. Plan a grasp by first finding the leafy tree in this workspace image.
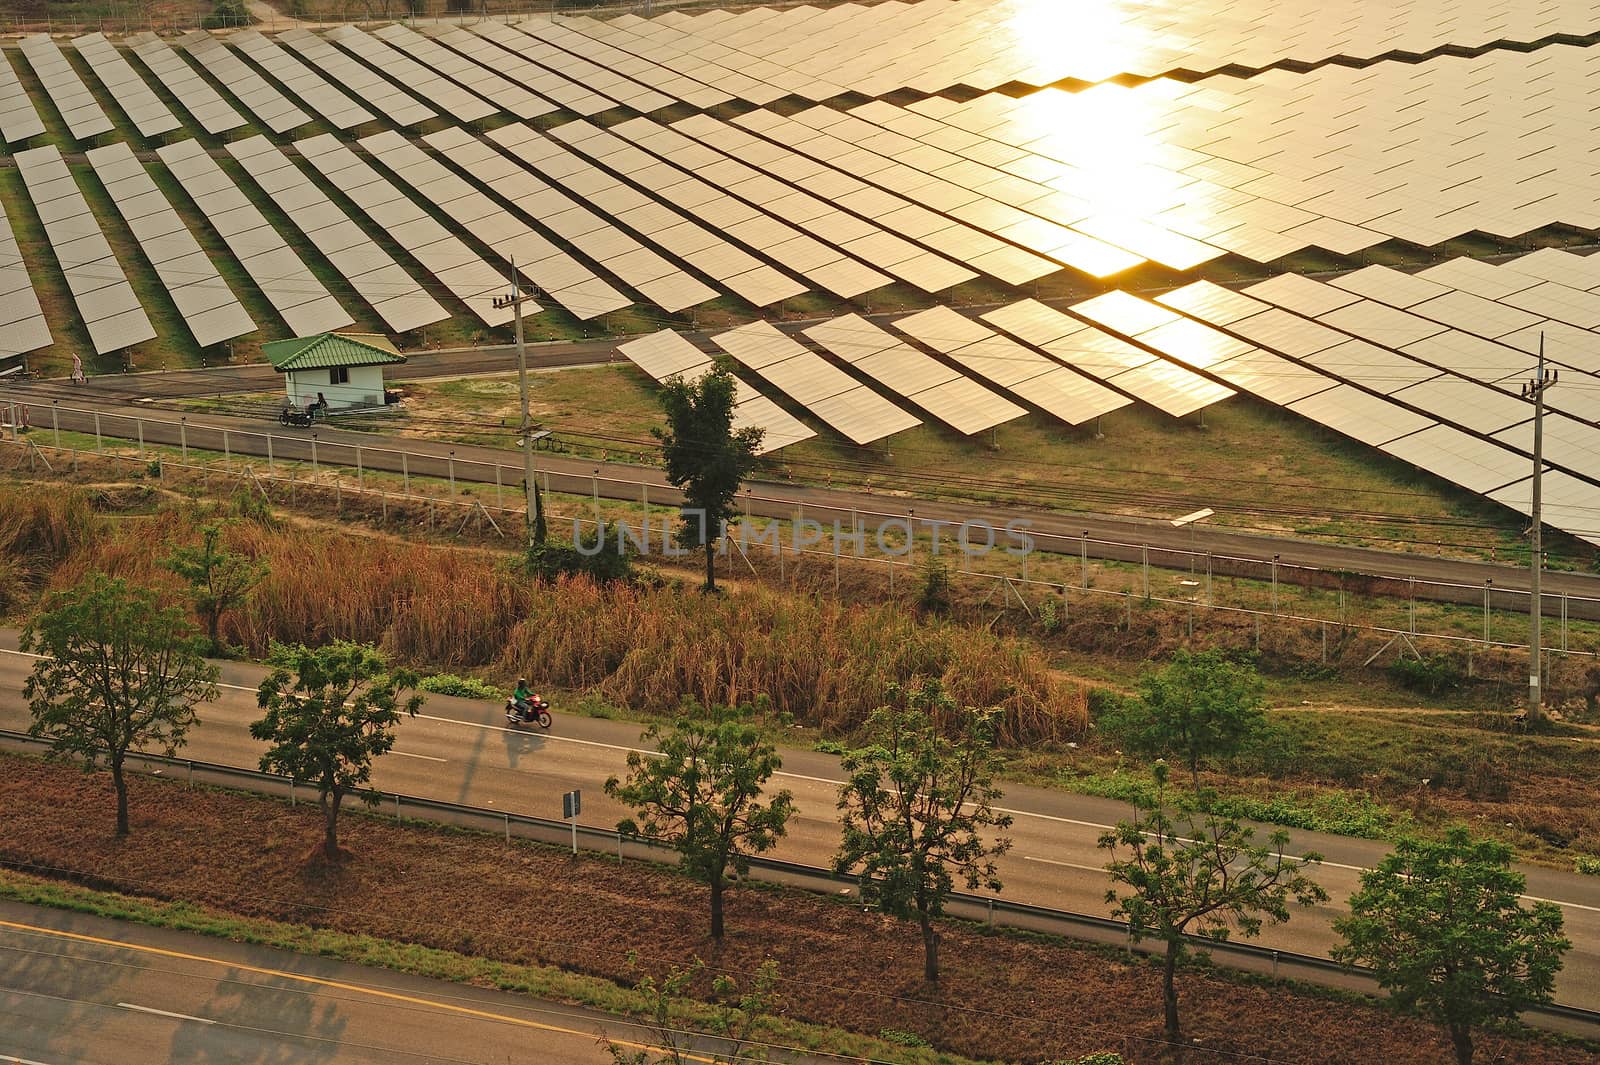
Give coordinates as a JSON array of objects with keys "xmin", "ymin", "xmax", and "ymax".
[
  {"xmin": 653, "ymin": 364, "xmax": 763, "ymax": 593},
  {"xmin": 201, "ymin": 0, "xmax": 247, "ymax": 28},
  {"xmin": 21, "ymin": 573, "xmax": 218, "ymax": 837},
  {"xmin": 833, "ymin": 681, "xmax": 1012, "ymax": 982},
  {"xmin": 1099, "ymin": 760, "xmax": 1327, "ymax": 1042},
  {"xmin": 604, "ymin": 956, "xmax": 781, "ymax": 1065},
  {"xmin": 251, "ymin": 641, "xmax": 422, "ymax": 863},
  {"xmin": 163, "ymin": 523, "xmax": 266, "ymax": 653},
  {"xmin": 1332, "ymin": 829, "xmax": 1569, "ymax": 1065},
  {"xmin": 606, "ymin": 699, "xmax": 794, "ymax": 939},
  {"xmin": 1098, "ymin": 649, "xmax": 1266, "ymax": 789}
]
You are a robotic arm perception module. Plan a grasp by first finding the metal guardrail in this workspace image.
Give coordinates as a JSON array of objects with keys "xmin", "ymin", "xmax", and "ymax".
[{"xmin": 2, "ymin": 728, "xmax": 1596, "ymax": 1037}]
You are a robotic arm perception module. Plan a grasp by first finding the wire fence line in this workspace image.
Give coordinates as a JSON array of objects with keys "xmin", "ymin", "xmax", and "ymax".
[{"xmin": 5, "ymin": 403, "xmax": 1599, "ymax": 672}]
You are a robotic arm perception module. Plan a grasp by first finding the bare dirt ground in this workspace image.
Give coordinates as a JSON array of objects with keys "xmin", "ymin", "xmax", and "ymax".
[{"xmin": 2, "ymin": 756, "xmax": 1593, "ymax": 1065}]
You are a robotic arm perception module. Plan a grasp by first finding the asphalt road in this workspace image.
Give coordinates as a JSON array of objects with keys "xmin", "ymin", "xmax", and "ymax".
[
  {"xmin": 6, "ymin": 381, "xmax": 1600, "ymax": 619},
  {"xmin": 0, "ymin": 900, "xmax": 714, "ymax": 1065},
  {"xmin": 5, "ymin": 642, "xmax": 1600, "ymax": 1016}
]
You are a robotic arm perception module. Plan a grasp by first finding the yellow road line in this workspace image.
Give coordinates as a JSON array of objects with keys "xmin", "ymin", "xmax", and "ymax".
[{"xmin": 0, "ymin": 918, "xmax": 714, "ymax": 1062}]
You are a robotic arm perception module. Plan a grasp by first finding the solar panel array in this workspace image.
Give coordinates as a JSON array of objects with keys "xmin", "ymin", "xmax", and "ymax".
[
  {"xmin": 128, "ymin": 33, "xmax": 246, "ymax": 136},
  {"xmin": 455, "ymin": 22, "xmax": 618, "ymax": 116},
  {"xmin": 371, "ymin": 24, "xmax": 552, "ymax": 121},
  {"xmin": 804, "ymin": 313, "xmax": 1026, "ymax": 435},
  {"xmin": 711, "ymin": 320, "xmax": 921, "ymax": 445},
  {"xmin": 615, "ymin": 329, "xmax": 816, "ymax": 454},
  {"xmin": 231, "ymin": 30, "xmax": 373, "ymax": 130},
  {"xmin": 157, "ymin": 138, "xmax": 352, "ymax": 338},
  {"xmin": 227, "ymin": 135, "xmax": 448, "ymax": 335},
  {"xmin": 0, "ymin": 201, "xmax": 51, "ymax": 361},
  {"xmin": 72, "ymin": 32, "xmax": 180, "ymax": 139},
  {"xmin": 498, "ymin": 21, "xmax": 672, "ymax": 113},
  {"xmin": 895, "ymin": 305, "xmax": 1132, "ymax": 426},
  {"xmin": 664, "ymin": 114, "xmax": 979, "ymax": 293},
  {"xmin": 295, "ymin": 133, "xmax": 517, "ymax": 329},
  {"xmin": 87, "ymin": 141, "xmax": 254, "ymax": 348},
  {"xmin": 14, "ymin": 145, "xmax": 154, "ymax": 355},
  {"xmin": 181, "ymin": 31, "xmax": 310, "ymax": 134},
  {"xmin": 324, "ymin": 25, "xmax": 486, "ymax": 124},
  {"xmin": 424, "ymin": 127, "xmax": 714, "ymax": 315},
  {"xmin": 521, "ymin": 16, "xmax": 719, "ymax": 108},
  {"xmin": 984, "ymin": 296, "xmax": 1235, "ymax": 417},
  {"xmin": 358, "ymin": 129, "xmax": 630, "ymax": 320},
  {"xmin": 485, "ymin": 122, "xmax": 804, "ymax": 308},
  {"xmin": 567, "ymin": 0, "xmax": 1600, "ymax": 97},
  {"xmin": 0, "ymin": 50, "xmax": 44, "ymax": 144},
  {"xmin": 19, "ymin": 34, "xmax": 113, "ymax": 142}
]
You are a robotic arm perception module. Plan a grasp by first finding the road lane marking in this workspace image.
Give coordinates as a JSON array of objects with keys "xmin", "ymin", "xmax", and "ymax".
[
  {"xmin": 1023, "ymin": 855, "xmax": 1107, "ymax": 874},
  {"xmin": 0, "ymin": 920, "xmax": 716, "ymax": 1063},
  {"xmin": 1, "ymin": 1054, "xmax": 57, "ymax": 1065},
  {"xmin": 390, "ymin": 751, "xmax": 446, "ymax": 763},
  {"xmin": 117, "ymin": 1002, "xmax": 215, "ymax": 1025}
]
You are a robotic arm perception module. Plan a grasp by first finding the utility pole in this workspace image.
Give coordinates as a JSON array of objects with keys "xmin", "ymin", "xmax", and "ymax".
[
  {"xmin": 493, "ymin": 261, "xmax": 541, "ymax": 548},
  {"xmin": 1521, "ymin": 332, "xmax": 1557, "ymax": 722}
]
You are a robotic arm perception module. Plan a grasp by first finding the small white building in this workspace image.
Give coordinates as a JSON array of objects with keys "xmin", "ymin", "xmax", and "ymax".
[{"xmin": 264, "ymin": 332, "xmax": 406, "ymax": 413}]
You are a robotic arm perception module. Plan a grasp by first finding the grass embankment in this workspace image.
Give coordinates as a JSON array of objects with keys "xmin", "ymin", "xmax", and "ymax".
[
  {"xmin": 383, "ymin": 365, "xmax": 1567, "ymax": 566},
  {"xmin": 3, "ymin": 754, "xmax": 1595, "ymax": 1065}
]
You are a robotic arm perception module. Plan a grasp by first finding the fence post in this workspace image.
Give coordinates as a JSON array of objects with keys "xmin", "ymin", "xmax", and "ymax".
[
  {"xmin": 448, "ymin": 451, "xmax": 456, "ymax": 496},
  {"xmin": 1141, "ymin": 544, "xmax": 1149, "ymax": 600},
  {"xmin": 591, "ymin": 469, "xmax": 600, "ymax": 525},
  {"xmin": 93, "ymin": 411, "xmax": 102, "ymax": 453},
  {"xmin": 50, "ymin": 401, "xmax": 59, "ymax": 451},
  {"xmin": 1080, "ymin": 531, "xmax": 1088, "ymax": 588},
  {"xmin": 505, "ymin": 812, "xmax": 510, "ymax": 844},
  {"xmin": 1205, "ymin": 552, "xmax": 1212, "ymax": 606},
  {"xmin": 1483, "ymin": 580, "xmax": 1492, "ymax": 644},
  {"xmin": 1271, "ymin": 554, "xmax": 1279, "ymax": 615},
  {"xmin": 180, "ymin": 417, "xmax": 187, "ymax": 461},
  {"xmin": 402, "ymin": 451, "xmax": 410, "ymax": 495},
  {"xmin": 266, "ymin": 431, "xmax": 273, "ymax": 472},
  {"xmin": 356, "ymin": 445, "xmax": 363, "ymax": 489},
  {"xmin": 311, "ymin": 434, "xmax": 319, "ymax": 480},
  {"xmin": 495, "ymin": 463, "xmax": 502, "ymax": 510}
]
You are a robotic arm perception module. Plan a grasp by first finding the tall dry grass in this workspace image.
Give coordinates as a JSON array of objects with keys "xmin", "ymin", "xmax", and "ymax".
[
  {"xmin": 21, "ymin": 486, "xmax": 1084, "ymax": 744},
  {"xmin": 0, "ymin": 484, "xmax": 103, "ymax": 613}
]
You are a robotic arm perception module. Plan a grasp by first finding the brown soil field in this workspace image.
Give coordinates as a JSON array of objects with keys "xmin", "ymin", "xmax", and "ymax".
[{"xmin": 2, "ymin": 755, "xmax": 1593, "ymax": 1065}]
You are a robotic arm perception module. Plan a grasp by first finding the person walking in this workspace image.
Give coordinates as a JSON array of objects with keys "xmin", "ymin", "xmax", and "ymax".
[{"xmin": 70, "ymin": 352, "xmax": 84, "ymax": 384}]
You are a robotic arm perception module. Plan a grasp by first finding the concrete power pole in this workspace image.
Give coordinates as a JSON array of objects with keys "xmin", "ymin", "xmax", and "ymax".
[
  {"xmin": 494, "ymin": 261, "xmax": 540, "ymax": 548},
  {"xmin": 1521, "ymin": 332, "xmax": 1557, "ymax": 722}
]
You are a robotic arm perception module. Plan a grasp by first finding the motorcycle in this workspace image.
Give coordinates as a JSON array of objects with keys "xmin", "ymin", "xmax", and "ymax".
[{"xmin": 504, "ymin": 693, "xmax": 553, "ymax": 729}]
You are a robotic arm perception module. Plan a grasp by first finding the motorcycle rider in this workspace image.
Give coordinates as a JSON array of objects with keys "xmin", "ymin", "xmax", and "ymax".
[{"xmin": 510, "ymin": 678, "xmax": 533, "ymax": 721}]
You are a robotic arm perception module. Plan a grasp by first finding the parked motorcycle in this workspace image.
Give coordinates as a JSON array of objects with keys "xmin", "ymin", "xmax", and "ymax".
[{"xmin": 504, "ymin": 693, "xmax": 553, "ymax": 729}]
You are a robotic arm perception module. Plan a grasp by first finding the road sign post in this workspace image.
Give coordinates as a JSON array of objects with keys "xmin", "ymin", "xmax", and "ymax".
[{"xmin": 563, "ymin": 789, "xmax": 581, "ymax": 854}]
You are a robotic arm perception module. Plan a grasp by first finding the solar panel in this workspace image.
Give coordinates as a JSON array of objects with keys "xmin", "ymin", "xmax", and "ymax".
[
  {"xmin": 804, "ymin": 313, "xmax": 1025, "ymax": 434},
  {"xmin": 227, "ymin": 135, "xmax": 447, "ymax": 335},
  {"xmin": 181, "ymin": 31, "xmax": 310, "ymax": 134},
  {"xmin": 0, "ymin": 197, "xmax": 51, "ymax": 359},
  {"xmin": 615, "ymin": 328, "xmax": 814, "ymax": 454},
  {"xmin": 712, "ymin": 320, "xmax": 919, "ymax": 444},
  {"xmin": 359, "ymin": 129, "xmax": 629, "ymax": 321},
  {"xmin": 465, "ymin": 22, "xmax": 619, "ymax": 115},
  {"xmin": 0, "ymin": 47, "xmax": 45, "ymax": 143},
  {"xmin": 325, "ymin": 25, "xmax": 489, "ymax": 123},
  {"xmin": 14, "ymin": 145, "xmax": 152, "ymax": 354},
  {"xmin": 295, "ymin": 133, "xmax": 515, "ymax": 329},
  {"xmin": 18, "ymin": 34, "xmax": 113, "ymax": 142},
  {"xmin": 71, "ymin": 33, "xmax": 180, "ymax": 139},
  {"xmin": 898, "ymin": 305, "xmax": 1131, "ymax": 425},
  {"xmin": 231, "ymin": 30, "xmax": 374, "ymax": 130},
  {"xmin": 87, "ymin": 141, "xmax": 253, "ymax": 348},
  {"xmin": 129, "ymin": 33, "xmax": 245, "ymax": 136},
  {"xmin": 156, "ymin": 138, "xmax": 351, "ymax": 337}
]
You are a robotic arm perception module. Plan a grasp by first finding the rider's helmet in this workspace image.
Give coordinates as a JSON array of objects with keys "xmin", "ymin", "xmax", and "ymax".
[{"xmin": 517, "ymin": 678, "xmax": 526, "ymax": 687}]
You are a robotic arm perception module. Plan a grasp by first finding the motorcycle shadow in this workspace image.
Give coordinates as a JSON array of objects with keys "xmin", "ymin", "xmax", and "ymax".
[{"xmin": 500, "ymin": 722, "xmax": 549, "ymax": 769}]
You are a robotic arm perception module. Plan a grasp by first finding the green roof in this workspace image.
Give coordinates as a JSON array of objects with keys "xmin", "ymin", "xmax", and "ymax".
[{"xmin": 263, "ymin": 333, "xmax": 407, "ymax": 372}]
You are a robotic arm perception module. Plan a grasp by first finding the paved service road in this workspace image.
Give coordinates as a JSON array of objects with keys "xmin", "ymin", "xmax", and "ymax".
[
  {"xmin": 0, "ymin": 900, "xmax": 701, "ymax": 1065},
  {"xmin": 4, "ymin": 641, "xmax": 1600, "ymax": 1015}
]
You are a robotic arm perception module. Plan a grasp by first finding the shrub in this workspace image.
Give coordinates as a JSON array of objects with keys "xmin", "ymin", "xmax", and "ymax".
[
  {"xmin": 877, "ymin": 1029, "xmax": 930, "ymax": 1048},
  {"xmin": 1575, "ymin": 855, "xmax": 1600, "ymax": 876},
  {"xmin": 1388, "ymin": 653, "xmax": 1464, "ymax": 696},
  {"xmin": 517, "ymin": 527, "xmax": 632, "ymax": 585},
  {"xmin": 916, "ymin": 555, "xmax": 952, "ymax": 615},
  {"xmin": 418, "ymin": 674, "xmax": 504, "ymax": 700}
]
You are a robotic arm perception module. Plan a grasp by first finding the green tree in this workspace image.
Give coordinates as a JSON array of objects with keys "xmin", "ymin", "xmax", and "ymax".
[
  {"xmin": 251, "ymin": 641, "xmax": 423, "ymax": 863},
  {"xmin": 1332, "ymin": 829, "xmax": 1569, "ymax": 1065},
  {"xmin": 833, "ymin": 681, "xmax": 1012, "ymax": 982},
  {"xmin": 163, "ymin": 523, "xmax": 266, "ymax": 653},
  {"xmin": 653, "ymin": 364, "xmax": 763, "ymax": 593},
  {"xmin": 604, "ymin": 956, "xmax": 781, "ymax": 1065},
  {"xmin": 21, "ymin": 573, "xmax": 218, "ymax": 837},
  {"xmin": 606, "ymin": 700, "xmax": 794, "ymax": 939},
  {"xmin": 1099, "ymin": 761, "xmax": 1327, "ymax": 1043},
  {"xmin": 1099, "ymin": 649, "xmax": 1266, "ymax": 789}
]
